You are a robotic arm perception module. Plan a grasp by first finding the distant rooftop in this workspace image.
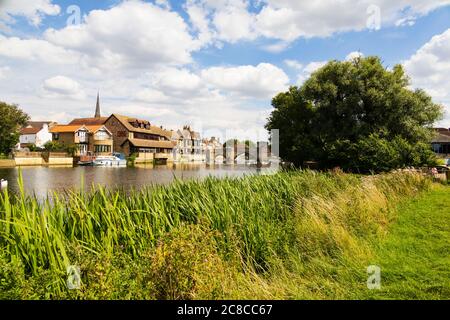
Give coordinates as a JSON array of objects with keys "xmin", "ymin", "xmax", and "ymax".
[
  {"xmin": 110, "ymin": 114, "xmax": 172, "ymax": 139},
  {"xmin": 20, "ymin": 121, "xmax": 55, "ymax": 135},
  {"xmin": 68, "ymin": 117, "xmax": 108, "ymax": 126}
]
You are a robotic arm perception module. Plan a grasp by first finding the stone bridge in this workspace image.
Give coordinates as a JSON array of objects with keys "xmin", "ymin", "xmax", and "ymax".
[{"xmin": 206, "ymin": 142, "xmax": 270, "ymax": 164}]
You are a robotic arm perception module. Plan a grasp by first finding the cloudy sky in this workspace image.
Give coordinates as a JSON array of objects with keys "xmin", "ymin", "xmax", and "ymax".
[{"xmin": 0, "ymin": 0, "xmax": 450, "ymax": 141}]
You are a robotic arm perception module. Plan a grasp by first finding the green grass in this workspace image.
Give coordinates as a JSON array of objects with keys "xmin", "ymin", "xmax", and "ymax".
[
  {"xmin": 0, "ymin": 169, "xmax": 447, "ymax": 299},
  {"xmin": 357, "ymin": 185, "xmax": 450, "ymax": 299}
]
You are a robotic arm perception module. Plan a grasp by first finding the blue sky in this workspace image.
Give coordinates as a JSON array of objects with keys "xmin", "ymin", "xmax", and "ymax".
[{"xmin": 1, "ymin": 0, "xmax": 450, "ymax": 140}]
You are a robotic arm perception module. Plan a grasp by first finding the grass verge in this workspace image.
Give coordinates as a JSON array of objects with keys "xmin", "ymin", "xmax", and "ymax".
[{"xmin": 0, "ymin": 170, "xmax": 446, "ymax": 299}]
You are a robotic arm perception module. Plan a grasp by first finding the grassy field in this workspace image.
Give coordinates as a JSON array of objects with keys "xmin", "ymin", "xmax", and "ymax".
[
  {"xmin": 356, "ymin": 185, "xmax": 450, "ymax": 299},
  {"xmin": 0, "ymin": 170, "xmax": 448, "ymax": 299}
]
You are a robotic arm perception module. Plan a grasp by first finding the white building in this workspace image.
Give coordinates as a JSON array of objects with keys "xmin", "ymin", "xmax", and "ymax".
[
  {"xmin": 204, "ymin": 137, "xmax": 223, "ymax": 163},
  {"xmin": 171, "ymin": 126, "xmax": 205, "ymax": 162},
  {"xmin": 19, "ymin": 121, "xmax": 55, "ymax": 149}
]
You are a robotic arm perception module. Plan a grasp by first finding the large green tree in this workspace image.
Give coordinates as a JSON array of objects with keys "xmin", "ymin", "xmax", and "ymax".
[
  {"xmin": 266, "ymin": 56, "xmax": 443, "ymax": 171},
  {"xmin": 0, "ymin": 102, "xmax": 29, "ymax": 155}
]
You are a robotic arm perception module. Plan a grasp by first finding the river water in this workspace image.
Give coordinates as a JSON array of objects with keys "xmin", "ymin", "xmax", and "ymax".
[{"xmin": 0, "ymin": 164, "xmax": 278, "ymax": 198}]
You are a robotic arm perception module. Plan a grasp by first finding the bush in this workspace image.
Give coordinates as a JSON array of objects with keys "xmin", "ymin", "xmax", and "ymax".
[
  {"xmin": 326, "ymin": 133, "xmax": 438, "ymax": 173},
  {"xmin": 44, "ymin": 141, "xmax": 77, "ymax": 156}
]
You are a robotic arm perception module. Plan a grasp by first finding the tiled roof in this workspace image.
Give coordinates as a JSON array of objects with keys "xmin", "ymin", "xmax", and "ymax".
[
  {"xmin": 21, "ymin": 121, "xmax": 55, "ymax": 135},
  {"xmin": 50, "ymin": 124, "xmax": 109, "ymax": 134},
  {"xmin": 20, "ymin": 127, "xmax": 41, "ymax": 134},
  {"xmin": 68, "ymin": 117, "xmax": 108, "ymax": 125},
  {"xmin": 122, "ymin": 138, "xmax": 176, "ymax": 149},
  {"xmin": 85, "ymin": 125, "xmax": 110, "ymax": 133},
  {"xmin": 432, "ymin": 133, "xmax": 450, "ymax": 143},
  {"xmin": 49, "ymin": 125, "xmax": 84, "ymax": 133},
  {"xmin": 178, "ymin": 128, "xmax": 201, "ymax": 139},
  {"xmin": 27, "ymin": 121, "xmax": 55, "ymax": 128},
  {"xmin": 110, "ymin": 114, "xmax": 172, "ymax": 139}
]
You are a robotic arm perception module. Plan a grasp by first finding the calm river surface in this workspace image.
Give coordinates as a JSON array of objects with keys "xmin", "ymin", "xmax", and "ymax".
[{"xmin": 0, "ymin": 164, "xmax": 277, "ymax": 198}]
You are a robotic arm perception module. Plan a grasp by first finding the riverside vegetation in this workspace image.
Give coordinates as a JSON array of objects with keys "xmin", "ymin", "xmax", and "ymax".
[{"xmin": 0, "ymin": 170, "xmax": 448, "ymax": 299}]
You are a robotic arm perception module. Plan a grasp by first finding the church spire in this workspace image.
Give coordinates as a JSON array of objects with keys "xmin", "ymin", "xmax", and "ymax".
[{"xmin": 94, "ymin": 91, "xmax": 101, "ymax": 118}]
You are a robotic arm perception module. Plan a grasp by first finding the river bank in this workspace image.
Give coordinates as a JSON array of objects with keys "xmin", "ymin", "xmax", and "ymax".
[
  {"xmin": 0, "ymin": 170, "xmax": 447, "ymax": 299},
  {"xmin": 0, "ymin": 164, "xmax": 276, "ymax": 198}
]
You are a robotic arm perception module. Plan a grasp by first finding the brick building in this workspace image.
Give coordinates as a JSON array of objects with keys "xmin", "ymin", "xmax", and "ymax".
[
  {"xmin": 50, "ymin": 124, "xmax": 113, "ymax": 156},
  {"xmin": 103, "ymin": 114, "xmax": 175, "ymax": 156}
]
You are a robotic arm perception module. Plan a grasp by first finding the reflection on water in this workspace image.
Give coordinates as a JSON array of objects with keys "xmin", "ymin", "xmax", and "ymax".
[{"xmin": 0, "ymin": 164, "xmax": 277, "ymax": 198}]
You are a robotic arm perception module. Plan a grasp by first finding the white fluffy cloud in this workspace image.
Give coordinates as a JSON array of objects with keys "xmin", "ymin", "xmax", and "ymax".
[
  {"xmin": 0, "ymin": 0, "xmax": 60, "ymax": 28},
  {"xmin": 43, "ymin": 1, "xmax": 200, "ymax": 71},
  {"xmin": 0, "ymin": 35, "xmax": 78, "ymax": 64},
  {"xmin": 0, "ymin": 66, "xmax": 10, "ymax": 79},
  {"xmin": 155, "ymin": 68, "xmax": 204, "ymax": 95},
  {"xmin": 134, "ymin": 88, "xmax": 171, "ymax": 104},
  {"xmin": 256, "ymin": 0, "xmax": 450, "ymax": 40},
  {"xmin": 346, "ymin": 51, "xmax": 365, "ymax": 61},
  {"xmin": 284, "ymin": 59, "xmax": 303, "ymax": 70},
  {"xmin": 293, "ymin": 61, "xmax": 327, "ymax": 85},
  {"xmin": 212, "ymin": 4, "xmax": 256, "ymax": 42},
  {"xmin": 186, "ymin": 0, "xmax": 450, "ymax": 45},
  {"xmin": 201, "ymin": 63, "xmax": 289, "ymax": 98},
  {"xmin": 42, "ymin": 76, "xmax": 86, "ymax": 100},
  {"xmin": 404, "ymin": 28, "xmax": 450, "ymax": 126},
  {"xmin": 1, "ymin": 0, "xmax": 449, "ymax": 140}
]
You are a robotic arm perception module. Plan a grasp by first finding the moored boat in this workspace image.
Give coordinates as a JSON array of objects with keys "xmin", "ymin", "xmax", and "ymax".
[
  {"xmin": 93, "ymin": 153, "xmax": 127, "ymax": 167},
  {"xmin": 78, "ymin": 160, "xmax": 94, "ymax": 166},
  {"xmin": 77, "ymin": 154, "xmax": 95, "ymax": 166}
]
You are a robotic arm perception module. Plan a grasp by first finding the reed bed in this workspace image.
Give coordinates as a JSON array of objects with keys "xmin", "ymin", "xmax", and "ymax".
[{"xmin": 0, "ymin": 170, "xmax": 430, "ymax": 299}]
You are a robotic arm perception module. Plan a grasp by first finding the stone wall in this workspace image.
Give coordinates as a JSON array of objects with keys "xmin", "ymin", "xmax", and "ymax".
[
  {"xmin": 14, "ymin": 157, "xmax": 43, "ymax": 166},
  {"xmin": 134, "ymin": 152, "xmax": 154, "ymax": 164},
  {"xmin": 47, "ymin": 157, "xmax": 73, "ymax": 166},
  {"xmin": 0, "ymin": 159, "xmax": 15, "ymax": 167}
]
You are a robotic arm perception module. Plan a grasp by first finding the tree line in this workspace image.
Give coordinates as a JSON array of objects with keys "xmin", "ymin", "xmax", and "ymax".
[{"xmin": 265, "ymin": 56, "xmax": 443, "ymax": 172}]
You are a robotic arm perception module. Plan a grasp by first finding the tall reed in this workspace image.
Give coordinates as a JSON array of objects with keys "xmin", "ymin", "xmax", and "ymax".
[{"xmin": 0, "ymin": 169, "xmax": 430, "ymax": 299}]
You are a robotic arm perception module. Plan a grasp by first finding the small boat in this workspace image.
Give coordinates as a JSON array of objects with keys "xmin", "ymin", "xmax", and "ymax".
[
  {"xmin": 93, "ymin": 153, "xmax": 127, "ymax": 167},
  {"xmin": 0, "ymin": 179, "xmax": 7, "ymax": 191},
  {"xmin": 78, "ymin": 154, "xmax": 95, "ymax": 166},
  {"xmin": 78, "ymin": 160, "xmax": 94, "ymax": 166}
]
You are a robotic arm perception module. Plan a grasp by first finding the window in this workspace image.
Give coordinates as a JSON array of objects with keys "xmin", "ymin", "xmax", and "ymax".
[
  {"xmin": 134, "ymin": 132, "xmax": 158, "ymax": 140},
  {"xmin": 77, "ymin": 130, "xmax": 87, "ymax": 142},
  {"xmin": 53, "ymin": 133, "xmax": 59, "ymax": 140},
  {"xmin": 94, "ymin": 145, "xmax": 111, "ymax": 153},
  {"xmin": 78, "ymin": 144, "xmax": 88, "ymax": 155}
]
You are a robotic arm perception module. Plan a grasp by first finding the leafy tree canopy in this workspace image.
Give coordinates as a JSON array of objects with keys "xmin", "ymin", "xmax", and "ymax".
[
  {"xmin": 0, "ymin": 101, "xmax": 29, "ymax": 155},
  {"xmin": 266, "ymin": 56, "xmax": 443, "ymax": 172}
]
